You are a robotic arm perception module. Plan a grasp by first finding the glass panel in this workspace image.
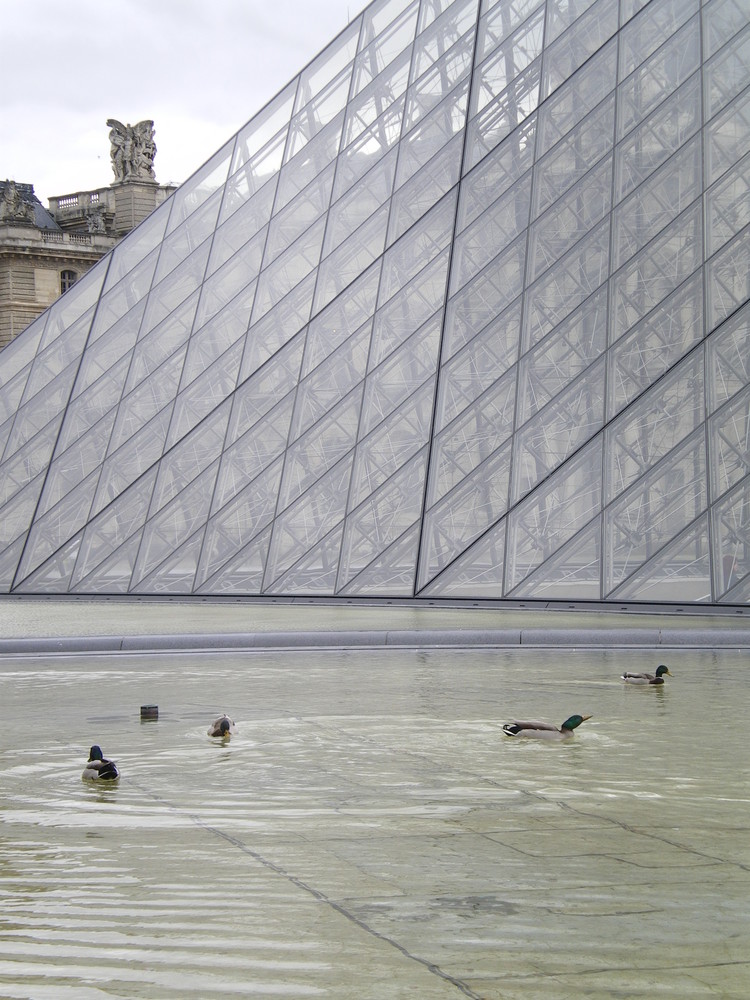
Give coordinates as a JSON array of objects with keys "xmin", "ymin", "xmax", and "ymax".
[
  {"xmin": 517, "ymin": 286, "xmax": 607, "ymax": 423},
  {"xmin": 165, "ymin": 140, "xmax": 234, "ymax": 233},
  {"xmin": 264, "ymin": 455, "xmax": 353, "ymax": 588},
  {"xmin": 606, "ymin": 351, "xmax": 704, "ymax": 502},
  {"xmin": 150, "ymin": 405, "xmax": 230, "ymax": 516},
  {"xmin": 419, "ymin": 439, "xmax": 512, "ymax": 586},
  {"xmin": 345, "ymin": 49, "xmax": 411, "ymax": 147},
  {"xmin": 227, "ymin": 82, "xmax": 296, "ymax": 196},
  {"xmin": 703, "ymin": 0, "xmax": 750, "ymax": 60},
  {"xmin": 353, "ymin": 1, "xmax": 419, "ymax": 95},
  {"xmin": 262, "ymin": 163, "xmax": 336, "ymax": 266},
  {"xmin": 267, "ymin": 523, "xmax": 344, "ymax": 595},
  {"xmin": 196, "ymin": 524, "xmax": 272, "ymax": 595},
  {"xmin": 706, "ymin": 87, "xmax": 750, "ymax": 186},
  {"xmin": 451, "ymin": 173, "xmax": 531, "ymax": 293},
  {"xmin": 706, "ymin": 301, "xmax": 750, "ymax": 413},
  {"xmin": 251, "ymin": 218, "xmax": 326, "ymax": 323},
  {"xmin": 15, "ymin": 534, "xmax": 81, "ymax": 594},
  {"xmin": 240, "ymin": 274, "xmax": 315, "ymax": 382},
  {"xmin": 472, "ymin": 7, "xmax": 544, "ymax": 115},
  {"xmin": 278, "ymin": 386, "xmax": 363, "ymax": 509},
  {"xmin": 613, "ymin": 136, "xmax": 701, "ymax": 271},
  {"xmin": 302, "ymin": 263, "xmax": 381, "ymax": 375},
  {"xmin": 527, "ymin": 155, "xmax": 612, "ymax": 282},
  {"xmin": 370, "ymin": 250, "xmax": 450, "ymax": 368},
  {"xmin": 704, "ymin": 25, "xmax": 750, "ymax": 121},
  {"xmin": 435, "ymin": 297, "xmax": 522, "ymax": 423},
  {"xmin": 477, "ymin": 0, "xmax": 543, "ymax": 61},
  {"xmin": 618, "ymin": 0, "xmax": 698, "ymax": 80},
  {"xmin": 349, "ymin": 380, "xmax": 435, "ymax": 508},
  {"xmin": 361, "ymin": 314, "xmax": 441, "ymax": 438},
  {"xmin": 339, "ymin": 450, "xmax": 426, "ymax": 587},
  {"xmin": 617, "ymin": 16, "xmax": 700, "ymax": 140},
  {"xmin": 545, "ymin": 0, "xmax": 598, "ymax": 44},
  {"xmin": 615, "ymin": 73, "xmax": 701, "ymax": 202},
  {"xmin": 334, "ymin": 98, "xmax": 406, "ymax": 204},
  {"xmin": 445, "ymin": 236, "xmax": 526, "ymax": 355},
  {"xmin": 133, "ymin": 529, "xmax": 205, "ymax": 594},
  {"xmin": 533, "ymin": 95, "xmax": 614, "ymax": 220},
  {"xmin": 275, "ymin": 113, "xmax": 345, "ymax": 212},
  {"xmin": 536, "ymin": 39, "xmax": 616, "ymax": 156},
  {"xmin": 215, "ymin": 402, "xmax": 293, "ymax": 512},
  {"xmin": 608, "ymin": 273, "xmax": 703, "ymax": 416},
  {"xmin": 323, "ymin": 149, "xmax": 397, "ymax": 257},
  {"xmin": 292, "ymin": 324, "xmax": 371, "ymax": 440},
  {"xmin": 36, "ymin": 409, "xmax": 116, "ymax": 516},
  {"xmin": 509, "ymin": 518, "xmax": 601, "ymax": 599},
  {"xmin": 340, "ymin": 521, "xmax": 420, "ymax": 595},
  {"xmin": 541, "ymin": 0, "xmax": 618, "ymax": 101},
  {"xmin": 198, "ymin": 460, "xmax": 283, "ymax": 589},
  {"xmin": 124, "ymin": 293, "xmax": 197, "ymax": 393},
  {"xmin": 506, "ymin": 438, "xmax": 602, "ymax": 590},
  {"xmin": 712, "ymin": 478, "xmax": 750, "ymax": 598},
  {"xmin": 429, "ymin": 366, "xmax": 516, "ymax": 503},
  {"xmin": 609, "ymin": 515, "xmax": 711, "ymax": 601},
  {"xmin": 512, "ymin": 356, "xmax": 606, "ymax": 502},
  {"xmin": 17, "ymin": 471, "xmax": 99, "ymax": 580},
  {"xmin": 458, "ymin": 113, "xmax": 535, "ymax": 229},
  {"xmin": 465, "ymin": 60, "xmax": 542, "ymax": 172},
  {"xmin": 610, "ymin": 205, "xmax": 702, "ymax": 342},
  {"xmin": 393, "ymin": 79, "xmax": 468, "ymax": 189},
  {"xmin": 604, "ymin": 430, "xmax": 707, "ymax": 592},
  {"xmin": 710, "ymin": 386, "xmax": 750, "ymax": 501},
  {"xmin": 227, "ymin": 338, "xmax": 302, "ymax": 449},
  {"xmin": 314, "ymin": 204, "xmax": 390, "ymax": 312},
  {"xmin": 378, "ymin": 190, "xmax": 456, "ymax": 303},
  {"xmin": 92, "ymin": 408, "xmax": 173, "ymax": 516},
  {"xmin": 72, "ymin": 469, "xmax": 157, "ymax": 587},
  {"xmin": 104, "ymin": 207, "xmax": 170, "ymax": 289},
  {"xmin": 706, "ymin": 155, "xmax": 750, "ymax": 255},
  {"xmin": 707, "ymin": 227, "xmax": 750, "ymax": 330},
  {"xmin": 153, "ymin": 190, "xmax": 222, "ymax": 285},
  {"xmin": 293, "ymin": 20, "xmax": 360, "ymax": 116},
  {"xmin": 419, "ymin": 516, "xmax": 506, "ymax": 597},
  {"xmin": 523, "ymin": 218, "xmax": 610, "ymax": 348},
  {"xmin": 167, "ymin": 341, "xmax": 241, "ymax": 449},
  {"xmin": 388, "ymin": 132, "xmax": 462, "ymax": 243},
  {"xmin": 410, "ymin": 0, "xmax": 478, "ymax": 84},
  {"xmin": 131, "ymin": 462, "xmax": 218, "ymax": 586}
]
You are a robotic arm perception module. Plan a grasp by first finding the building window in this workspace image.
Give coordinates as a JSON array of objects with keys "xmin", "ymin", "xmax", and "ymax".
[{"xmin": 60, "ymin": 269, "xmax": 78, "ymax": 293}]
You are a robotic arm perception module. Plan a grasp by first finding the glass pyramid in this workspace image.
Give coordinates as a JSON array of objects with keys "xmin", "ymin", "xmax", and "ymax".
[{"xmin": 1, "ymin": 0, "xmax": 749, "ymax": 603}]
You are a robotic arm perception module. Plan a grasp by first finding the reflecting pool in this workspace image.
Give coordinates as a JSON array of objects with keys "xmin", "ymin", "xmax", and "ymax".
[{"xmin": 1, "ymin": 645, "xmax": 749, "ymax": 998}]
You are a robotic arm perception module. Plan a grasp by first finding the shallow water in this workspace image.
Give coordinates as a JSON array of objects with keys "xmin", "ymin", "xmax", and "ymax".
[{"xmin": 1, "ymin": 646, "xmax": 749, "ymax": 998}]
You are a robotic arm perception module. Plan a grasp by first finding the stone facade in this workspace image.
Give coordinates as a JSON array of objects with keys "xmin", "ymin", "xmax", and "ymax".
[{"xmin": 0, "ymin": 123, "xmax": 176, "ymax": 350}]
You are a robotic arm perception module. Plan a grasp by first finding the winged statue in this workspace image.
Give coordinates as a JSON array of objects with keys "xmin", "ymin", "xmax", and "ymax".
[{"xmin": 107, "ymin": 119, "xmax": 156, "ymax": 182}]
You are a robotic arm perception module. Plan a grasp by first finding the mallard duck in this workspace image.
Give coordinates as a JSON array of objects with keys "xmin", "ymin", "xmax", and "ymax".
[
  {"xmin": 621, "ymin": 665, "xmax": 672, "ymax": 685},
  {"xmin": 502, "ymin": 714, "xmax": 592, "ymax": 740},
  {"xmin": 208, "ymin": 714, "xmax": 236, "ymax": 738},
  {"xmin": 82, "ymin": 745, "xmax": 119, "ymax": 781}
]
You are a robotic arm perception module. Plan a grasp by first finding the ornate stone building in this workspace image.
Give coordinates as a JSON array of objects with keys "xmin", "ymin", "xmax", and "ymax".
[{"xmin": 0, "ymin": 121, "xmax": 176, "ymax": 349}]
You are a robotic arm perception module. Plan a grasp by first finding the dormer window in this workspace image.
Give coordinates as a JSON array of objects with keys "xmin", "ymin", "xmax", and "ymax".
[{"xmin": 60, "ymin": 269, "xmax": 78, "ymax": 293}]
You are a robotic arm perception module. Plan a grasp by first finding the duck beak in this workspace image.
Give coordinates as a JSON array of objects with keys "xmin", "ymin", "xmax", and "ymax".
[{"xmin": 581, "ymin": 715, "xmax": 592, "ymax": 721}]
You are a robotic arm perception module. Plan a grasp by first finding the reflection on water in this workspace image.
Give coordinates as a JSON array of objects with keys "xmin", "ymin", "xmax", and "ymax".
[{"xmin": 1, "ymin": 646, "xmax": 749, "ymax": 998}]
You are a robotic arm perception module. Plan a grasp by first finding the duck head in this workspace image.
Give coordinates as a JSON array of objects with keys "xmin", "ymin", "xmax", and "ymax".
[
  {"xmin": 655, "ymin": 665, "xmax": 672, "ymax": 677},
  {"xmin": 560, "ymin": 714, "xmax": 592, "ymax": 732}
]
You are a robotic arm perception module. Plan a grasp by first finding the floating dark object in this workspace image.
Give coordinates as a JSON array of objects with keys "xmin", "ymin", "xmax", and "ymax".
[{"xmin": 140, "ymin": 704, "xmax": 159, "ymax": 721}]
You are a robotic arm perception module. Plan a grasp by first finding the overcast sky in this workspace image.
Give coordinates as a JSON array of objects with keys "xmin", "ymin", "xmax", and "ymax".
[{"xmin": 2, "ymin": 0, "xmax": 355, "ymax": 204}]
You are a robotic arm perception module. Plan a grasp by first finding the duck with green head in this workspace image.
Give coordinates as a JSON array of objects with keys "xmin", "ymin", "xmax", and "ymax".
[
  {"xmin": 621, "ymin": 665, "xmax": 672, "ymax": 685},
  {"xmin": 502, "ymin": 714, "xmax": 591, "ymax": 740}
]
